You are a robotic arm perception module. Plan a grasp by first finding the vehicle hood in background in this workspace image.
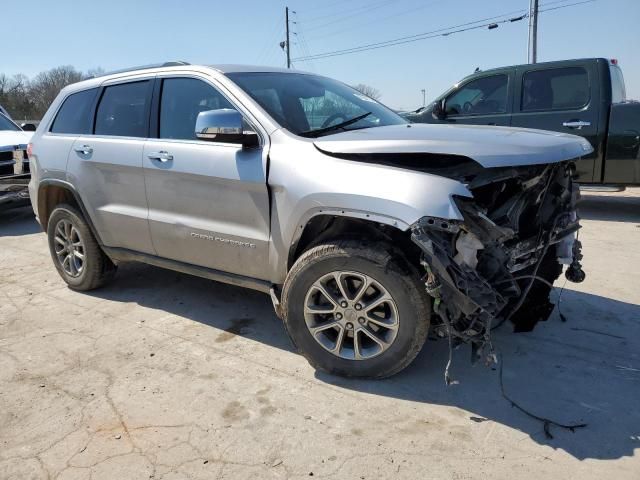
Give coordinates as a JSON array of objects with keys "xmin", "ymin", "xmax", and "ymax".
[
  {"xmin": 313, "ymin": 124, "xmax": 593, "ymax": 168},
  {"xmin": 0, "ymin": 130, "xmax": 32, "ymax": 149}
]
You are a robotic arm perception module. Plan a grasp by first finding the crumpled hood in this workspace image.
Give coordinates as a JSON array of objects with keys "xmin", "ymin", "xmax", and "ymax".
[
  {"xmin": 313, "ymin": 123, "xmax": 593, "ymax": 168},
  {"xmin": 0, "ymin": 130, "xmax": 32, "ymax": 149}
]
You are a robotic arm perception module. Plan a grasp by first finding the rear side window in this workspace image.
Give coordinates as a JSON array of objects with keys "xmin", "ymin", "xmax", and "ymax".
[
  {"xmin": 95, "ymin": 81, "xmax": 151, "ymax": 137},
  {"xmin": 610, "ymin": 66, "xmax": 626, "ymax": 103},
  {"xmin": 521, "ymin": 67, "xmax": 589, "ymax": 111},
  {"xmin": 50, "ymin": 88, "xmax": 98, "ymax": 134},
  {"xmin": 159, "ymin": 78, "xmax": 234, "ymax": 140}
]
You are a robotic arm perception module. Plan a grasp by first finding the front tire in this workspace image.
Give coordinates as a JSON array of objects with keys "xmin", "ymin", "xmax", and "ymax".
[
  {"xmin": 282, "ymin": 240, "xmax": 431, "ymax": 378},
  {"xmin": 47, "ymin": 204, "xmax": 116, "ymax": 291}
]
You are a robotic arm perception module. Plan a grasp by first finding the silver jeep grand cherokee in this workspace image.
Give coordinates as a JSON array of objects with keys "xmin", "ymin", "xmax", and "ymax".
[{"xmin": 28, "ymin": 63, "xmax": 590, "ymax": 378}]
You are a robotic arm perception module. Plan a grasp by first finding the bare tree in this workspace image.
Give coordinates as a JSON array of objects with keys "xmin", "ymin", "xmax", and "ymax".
[
  {"xmin": 29, "ymin": 66, "xmax": 84, "ymax": 118},
  {"xmin": 0, "ymin": 74, "xmax": 37, "ymax": 120},
  {"xmin": 352, "ymin": 83, "xmax": 381, "ymax": 100},
  {"xmin": 85, "ymin": 67, "xmax": 105, "ymax": 79},
  {"xmin": 0, "ymin": 65, "xmax": 101, "ymax": 120}
]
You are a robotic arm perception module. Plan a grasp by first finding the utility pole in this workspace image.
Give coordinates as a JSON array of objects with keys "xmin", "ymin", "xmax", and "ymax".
[
  {"xmin": 285, "ymin": 7, "xmax": 291, "ymax": 69},
  {"xmin": 421, "ymin": 89, "xmax": 426, "ymax": 107},
  {"xmin": 528, "ymin": 0, "xmax": 539, "ymax": 64}
]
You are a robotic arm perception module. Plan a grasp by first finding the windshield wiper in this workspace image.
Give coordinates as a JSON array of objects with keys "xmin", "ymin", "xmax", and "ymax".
[{"xmin": 299, "ymin": 112, "xmax": 372, "ymax": 138}]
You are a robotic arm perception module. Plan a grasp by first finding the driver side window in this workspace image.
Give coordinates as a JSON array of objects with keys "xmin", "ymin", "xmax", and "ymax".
[
  {"xmin": 159, "ymin": 77, "xmax": 234, "ymax": 141},
  {"xmin": 445, "ymin": 74, "xmax": 508, "ymax": 116}
]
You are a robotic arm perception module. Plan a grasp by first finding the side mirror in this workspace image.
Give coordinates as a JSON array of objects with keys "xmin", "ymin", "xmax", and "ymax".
[
  {"xmin": 21, "ymin": 123, "xmax": 37, "ymax": 132},
  {"xmin": 195, "ymin": 109, "xmax": 259, "ymax": 148},
  {"xmin": 432, "ymin": 99, "xmax": 446, "ymax": 121}
]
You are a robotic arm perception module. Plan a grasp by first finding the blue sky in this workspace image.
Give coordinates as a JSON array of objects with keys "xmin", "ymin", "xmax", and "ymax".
[{"xmin": 3, "ymin": 0, "xmax": 639, "ymax": 109}]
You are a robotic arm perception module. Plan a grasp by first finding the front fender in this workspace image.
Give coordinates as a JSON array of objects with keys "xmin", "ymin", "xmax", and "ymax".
[{"xmin": 266, "ymin": 132, "xmax": 473, "ymax": 283}]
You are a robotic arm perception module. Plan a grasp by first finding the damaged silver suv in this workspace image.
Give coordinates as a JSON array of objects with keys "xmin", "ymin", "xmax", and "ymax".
[{"xmin": 28, "ymin": 63, "xmax": 590, "ymax": 378}]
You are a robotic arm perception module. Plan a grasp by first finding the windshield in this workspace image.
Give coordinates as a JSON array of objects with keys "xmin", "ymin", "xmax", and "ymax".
[
  {"xmin": 227, "ymin": 72, "xmax": 406, "ymax": 137},
  {"xmin": 0, "ymin": 113, "xmax": 20, "ymax": 132}
]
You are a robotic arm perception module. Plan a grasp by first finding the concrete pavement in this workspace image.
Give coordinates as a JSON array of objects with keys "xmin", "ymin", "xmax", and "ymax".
[{"xmin": 1, "ymin": 190, "xmax": 639, "ymax": 479}]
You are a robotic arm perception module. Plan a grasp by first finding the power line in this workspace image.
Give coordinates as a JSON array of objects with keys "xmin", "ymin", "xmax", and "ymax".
[
  {"xmin": 304, "ymin": 0, "xmax": 447, "ymax": 42},
  {"xmin": 297, "ymin": 0, "xmax": 393, "ymax": 32},
  {"xmin": 304, "ymin": 0, "xmax": 576, "ymax": 41},
  {"xmin": 255, "ymin": 14, "xmax": 285, "ymax": 65},
  {"xmin": 292, "ymin": 0, "xmax": 596, "ymax": 62},
  {"xmin": 293, "ymin": 12, "xmax": 317, "ymax": 72},
  {"xmin": 294, "ymin": 0, "xmax": 389, "ymax": 25},
  {"xmin": 294, "ymin": 0, "xmax": 357, "ymax": 14},
  {"xmin": 293, "ymin": 8, "xmax": 533, "ymax": 61}
]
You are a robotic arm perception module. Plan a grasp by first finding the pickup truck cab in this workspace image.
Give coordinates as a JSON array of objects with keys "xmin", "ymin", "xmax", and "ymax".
[{"xmin": 405, "ymin": 58, "xmax": 640, "ymax": 186}]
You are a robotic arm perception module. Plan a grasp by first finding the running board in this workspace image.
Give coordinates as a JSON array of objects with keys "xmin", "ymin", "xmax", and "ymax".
[
  {"xmin": 102, "ymin": 247, "xmax": 272, "ymax": 294},
  {"xmin": 579, "ymin": 184, "xmax": 626, "ymax": 192}
]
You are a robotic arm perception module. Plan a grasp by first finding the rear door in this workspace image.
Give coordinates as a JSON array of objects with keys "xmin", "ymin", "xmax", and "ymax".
[
  {"xmin": 441, "ymin": 71, "xmax": 514, "ymax": 126},
  {"xmin": 67, "ymin": 78, "xmax": 155, "ymax": 254},
  {"xmin": 143, "ymin": 75, "xmax": 270, "ymax": 280},
  {"xmin": 511, "ymin": 62, "xmax": 601, "ymax": 182}
]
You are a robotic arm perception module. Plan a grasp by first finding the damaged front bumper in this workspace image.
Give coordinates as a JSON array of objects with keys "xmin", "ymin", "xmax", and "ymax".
[
  {"xmin": 0, "ymin": 174, "xmax": 31, "ymax": 210},
  {"xmin": 411, "ymin": 161, "xmax": 585, "ymax": 354}
]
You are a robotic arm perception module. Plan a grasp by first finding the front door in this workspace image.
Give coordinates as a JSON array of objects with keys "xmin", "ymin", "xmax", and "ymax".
[
  {"xmin": 143, "ymin": 76, "xmax": 270, "ymax": 280},
  {"xmin": 510, "ymin": 63, "xmax": 601, "ymax": 182}
]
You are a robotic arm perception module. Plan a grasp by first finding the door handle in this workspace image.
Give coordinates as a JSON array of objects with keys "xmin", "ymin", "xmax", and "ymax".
[
  {"xmin": 562, "ymin": 120, "xmax": 591, "ymax": 130},
  {"xmin": 74, "ymin": 145, "xmax": 93, "ymax": 155},
  {"xmin": 147, "ymin": 151, "xmax": 173, "ymax": 162}
]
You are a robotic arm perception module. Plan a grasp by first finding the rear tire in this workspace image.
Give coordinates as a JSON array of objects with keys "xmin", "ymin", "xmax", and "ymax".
[
  {"xmin": 282, "ymin": 240, "xmax": 431, "ymax": 379},
  {"xmin": 47, "ymin": 204, "xmax": 116, "ymax": 291}
]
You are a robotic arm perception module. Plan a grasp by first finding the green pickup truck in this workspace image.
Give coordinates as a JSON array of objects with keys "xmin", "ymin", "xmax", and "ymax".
[{"xmin": 405, "ymin": 58, "xmax": 640, "ymax": 187}]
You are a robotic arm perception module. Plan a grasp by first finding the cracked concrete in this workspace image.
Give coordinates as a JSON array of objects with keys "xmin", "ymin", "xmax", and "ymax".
[{"xmin": 1, "ymin": 190, "xmax": 639, "ymax": 480}]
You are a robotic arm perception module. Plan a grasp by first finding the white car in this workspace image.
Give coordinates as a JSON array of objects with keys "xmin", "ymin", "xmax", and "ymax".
[{"xmin": 1, "ymin": 112, "xmax": 34, "ymax": 209}]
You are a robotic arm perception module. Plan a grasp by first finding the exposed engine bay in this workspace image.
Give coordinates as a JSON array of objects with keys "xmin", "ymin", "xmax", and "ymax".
[{"xmin": 411, "ymin": 160, "xmax": 585, "ymax": 364}]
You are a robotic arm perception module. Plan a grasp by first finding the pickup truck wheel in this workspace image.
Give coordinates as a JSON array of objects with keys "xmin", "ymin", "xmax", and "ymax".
[
  {"xmin": 282, "ymin": 240, "xmax": 431, "ymax": 378},
  {"xmin": 47, "ymin": 204, "xmax": 116, "ymax": 291}
]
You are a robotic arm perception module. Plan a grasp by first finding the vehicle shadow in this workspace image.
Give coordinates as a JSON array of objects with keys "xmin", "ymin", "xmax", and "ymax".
[
  {"xmin": 579, "ymin": 193, "xmax": 640, "ymax": 223},
  {"xmin": 90, "ymin": 260, "xmax": 640, "ymax": 462},
  {"xmin": 317, "ymin": 288, "xmax": 640, "ymax": 461},
  {"xmin": 0, "ymin": 205, "xmax": 41, "ymax": 237},
  {"xmin": 87, "ymin": 261, "xmax": 294, "ymax": 352}
]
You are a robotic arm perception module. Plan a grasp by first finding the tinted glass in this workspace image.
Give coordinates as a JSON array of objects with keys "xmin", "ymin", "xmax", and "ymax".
[
  {"xmin": 228, "ymin": 72, "xmax": 405, "ymax": 137},
  {"xmin": 160, "ymin": 78, "xmax": 234, "ymax": 140},
  {"xmin": 521, "ymin": 67, "xmax": 589, "ymax": 111},
  {"xmin": 0, "ymin": 113, "xmax": 20, "ymax": 132},
  {"xmin": 50, "ymin": 88, "xmax": 98, "ymax": 134},
  {"xmin": 445, "ymin": 75, "xmax": 508, "ymax": 116},
  {"xmin": 610, "ymin": 65, "xmax": 626, "ymax": 103},
  {"xmin": 95, "ymin": 81, "xmax": 150, "ymax": 137}
]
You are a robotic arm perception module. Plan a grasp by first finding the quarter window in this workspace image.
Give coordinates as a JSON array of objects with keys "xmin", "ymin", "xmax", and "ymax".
[
  {"xmin": 159, "ymin": 78, "xmax": 234, "ymax": 140},
  {"xmin": 95, "ymin": 81, "xmax": 151, "ymax": 137},
  {"xmin": 521, "ymin": 67, "xmax": 589, "ymax": 111},
  {"xmin": 50, "ymin": 88, "xmax": 98, "ymax": 134},
  {"xmin": 445, "ymin": 75, "xmax": 508, "ymax": 116}
]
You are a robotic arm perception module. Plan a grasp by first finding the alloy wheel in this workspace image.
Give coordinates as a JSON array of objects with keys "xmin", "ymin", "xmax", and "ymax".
[
  {"xmin": 303, "ymin": 271, "xmax": 399, "ymax": 360},
  {"xmin": 53, "ymin": 219, "xmax": 86, "ymax": 278}
]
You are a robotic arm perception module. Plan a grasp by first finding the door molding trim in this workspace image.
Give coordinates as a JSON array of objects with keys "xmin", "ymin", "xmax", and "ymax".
[{"xmin": 103, "ymin": 246, "xmax": 272, "ymax": 293}]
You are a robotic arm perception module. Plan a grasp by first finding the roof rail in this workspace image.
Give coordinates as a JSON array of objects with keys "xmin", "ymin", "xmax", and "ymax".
[{"xmin": 88, "ymin": 61, "xmax": 191, "ymax": 79}]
